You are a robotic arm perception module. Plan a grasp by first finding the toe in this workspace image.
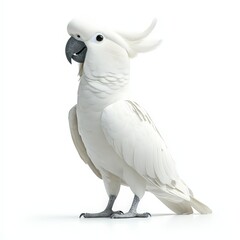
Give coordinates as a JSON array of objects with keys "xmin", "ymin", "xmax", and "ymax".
[
  {"xmin": 111, "ymin": 213, "xmax": 123, "ymax": 219},
  {"xmin": 136, "ymin": 212, "xmax": 151, "ymax": 218},
  {"xmin": 79, "ymin": 213, "xmax": 86, "ymax": 218}
]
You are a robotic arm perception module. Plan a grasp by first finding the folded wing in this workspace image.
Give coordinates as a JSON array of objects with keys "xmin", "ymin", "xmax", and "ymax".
[
  {"xmin": 101, "ymin": 100, "xmax": 181, "ymax": 187},
  {"xmin": 69, "ymin": 105, "xmax": 102, "ymax": 179}
]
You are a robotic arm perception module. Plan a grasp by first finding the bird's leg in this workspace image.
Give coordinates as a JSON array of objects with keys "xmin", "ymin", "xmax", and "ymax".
[
  {"xmin": 80, "ymin": 195, "xmax": 123, "ymax": 218},
  {"xmin": 111, "ymin": 195, "xmax": 151, "ymax": 219}
]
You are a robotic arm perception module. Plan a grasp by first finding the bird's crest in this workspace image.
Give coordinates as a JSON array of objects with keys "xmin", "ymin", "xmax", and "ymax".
[
  {"xmin": 116, "ymin": 18, "xmax": 161, "ymax": 57},
  {"xmin": 67, "ymin": 18, "xmax": 161, "ymax": 58}
]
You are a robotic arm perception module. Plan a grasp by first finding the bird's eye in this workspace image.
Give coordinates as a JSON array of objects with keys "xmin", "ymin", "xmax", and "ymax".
[
  {"xmin": 76, "ymin": 34, "xmax": 81, "ymax": 39},
  {"xmin": 96, "ymin": 34, "xmax": 104, "ymax": 42}
]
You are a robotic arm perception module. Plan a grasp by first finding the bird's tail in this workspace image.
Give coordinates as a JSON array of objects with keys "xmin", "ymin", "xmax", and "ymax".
[
  {"xmin": 159, "ymin": 197, "xmax": 193, "ymax": 214},
  {"xmin": 150, "ymin": 186, "xmax": 212, "ymax": 214},
  {"xmin": 190, "ymin": 196, "xmax": 212, "ymax": 214}
]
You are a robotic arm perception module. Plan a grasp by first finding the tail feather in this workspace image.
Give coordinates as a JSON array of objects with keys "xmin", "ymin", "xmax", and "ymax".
[
  {"xmin": 150, "ymin": 186, "xmax": 212, "ymax": 214},
  {"xmin": 151, "ymin": 189, "xmax": 194, "ymax": 214},
  {"xmin": 190, "ymin": 197, "xmax": 212, "ymax": 214},
  {"xmin": 160, "ymin": 198, "xmax": 193, "ymax": 215}
]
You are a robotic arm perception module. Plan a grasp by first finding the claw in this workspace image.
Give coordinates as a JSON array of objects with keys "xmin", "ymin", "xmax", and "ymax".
[
  {"xmin": 79, "ymin": 213, "xmax": 86, "ymax": 218},
  {"xmin": 145, "ymin": 212, "xmax": 151, "ymax": 217}
]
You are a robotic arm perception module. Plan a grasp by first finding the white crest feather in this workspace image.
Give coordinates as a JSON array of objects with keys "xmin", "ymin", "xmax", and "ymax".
[
  {"xmin": 118, "ymin": 18, "xmax": 158, "ymax": 41},
  {"xmin": 116, "ymin": 18, "xmax": 161, "ymax": 57}
]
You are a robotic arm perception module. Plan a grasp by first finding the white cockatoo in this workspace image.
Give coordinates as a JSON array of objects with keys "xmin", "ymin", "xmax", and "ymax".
[{"xmin": 65, "ymin": 18, "xmax": 212, "ymax": 218}]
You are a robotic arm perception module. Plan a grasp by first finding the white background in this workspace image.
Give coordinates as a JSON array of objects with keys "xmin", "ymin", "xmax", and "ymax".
[{"xmin": 1, "ymin": 0, "xmax": 240, "ymax": 239}]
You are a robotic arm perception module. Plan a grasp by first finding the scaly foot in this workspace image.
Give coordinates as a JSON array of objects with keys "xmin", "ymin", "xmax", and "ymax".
[
  {"xmin": 111, "ymin": 211, "xmax": 151, "ymax": 219},
  {"xmin": 80, "ymin": 195, "xmax": 122, "ymax": 218},
  {"xmin": 80, "ymin": 210, "xmax": 123, "ymax": 218}
]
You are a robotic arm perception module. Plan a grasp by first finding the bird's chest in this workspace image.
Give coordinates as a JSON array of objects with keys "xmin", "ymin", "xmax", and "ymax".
[
  {"xmin": 75, "ymin": 77, "xmax": 127, "ymax": 173},
  {"xmin": 76, "ymin": 78, "xmax": 116, "ymax": 148}
]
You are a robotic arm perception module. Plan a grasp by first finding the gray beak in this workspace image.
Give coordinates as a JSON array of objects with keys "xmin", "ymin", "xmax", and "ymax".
[{"xmin": 65, "ymin": 37, "xmax": 87, "ymax": 64}]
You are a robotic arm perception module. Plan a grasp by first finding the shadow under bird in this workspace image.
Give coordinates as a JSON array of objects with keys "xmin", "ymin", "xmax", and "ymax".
[{"xmin": 65, "ymin": 18, "xmax": 212, "ymax": 218}]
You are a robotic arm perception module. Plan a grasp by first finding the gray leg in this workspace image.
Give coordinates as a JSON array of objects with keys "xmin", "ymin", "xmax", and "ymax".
[
  {"xmin": 111, "ymin": 195, "xmax": 151, "ymax": 219},
  {"xmin": 80, "ymin": 195, "xmax": 123, "ymax": 218}
]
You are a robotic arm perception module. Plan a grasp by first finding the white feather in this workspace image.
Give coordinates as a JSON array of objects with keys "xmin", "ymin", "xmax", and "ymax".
[
  {"xmin": 117, "ymin": 18, "xmax": 158, "ymax": 41},
  {"xmin": 68, "ymin": 105, "xmax": 102, "ymax": 179},
  {"xmin": 101, "ymin": 100, "xmax": 211, "ymax": 214},
  {"xmin": 101, "ymin": 100, "xmax": 178, "ymax": 184},
  {"xmin": 67, "ymin": 18, "xmax": 211, "ymax": 214},
  {"xmin": 117, "ymin": 18, "xmax": 162, "ymax": 56}
]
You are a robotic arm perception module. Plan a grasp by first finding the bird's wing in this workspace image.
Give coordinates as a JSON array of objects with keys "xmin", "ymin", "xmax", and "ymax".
[
  {"xmin": 69, "ymin": 105, "xmax": 102, "ymax": 179},
  {"xmin": 101, "ymin": 100, "xmax": 191, "ymax": 199}
]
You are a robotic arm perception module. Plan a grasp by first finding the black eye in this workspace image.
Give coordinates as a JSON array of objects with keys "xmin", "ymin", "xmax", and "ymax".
[
  {"xmin": 76, "ymin": 34, "xmax": 81, "ymax": 39},
  {"xmin": 96, "ymin": 34, "xmax": 104, "ymax": 42}
]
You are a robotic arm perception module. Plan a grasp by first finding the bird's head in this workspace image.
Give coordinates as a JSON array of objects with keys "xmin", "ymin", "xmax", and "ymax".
[{"xmin": 65, "ymin": 18, "xmax": 161, "ymax": 77}]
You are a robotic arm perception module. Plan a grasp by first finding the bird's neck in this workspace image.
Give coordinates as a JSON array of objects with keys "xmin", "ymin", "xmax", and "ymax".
[{"xmin": 77, "ymin": 72, "xmax": 130, "ymax": 111}]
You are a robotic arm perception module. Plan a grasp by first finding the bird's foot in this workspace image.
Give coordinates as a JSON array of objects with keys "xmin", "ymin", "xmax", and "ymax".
[
  {"xmin": 80, "ymin": 210, "xmax": 123, "ymax": 218},
  {"xmin": 111, "ymin": 211, "xmax": 151, "ymax": 219}
]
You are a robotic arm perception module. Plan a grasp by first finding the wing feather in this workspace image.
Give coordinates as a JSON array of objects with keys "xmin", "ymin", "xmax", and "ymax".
[
  {"xmin": 101, "ymin": 100, "xmax": 179, "ymax": 186},
  {"xmin": 69, "ymin": 105, "xmax": 102, "ymax": 179}
]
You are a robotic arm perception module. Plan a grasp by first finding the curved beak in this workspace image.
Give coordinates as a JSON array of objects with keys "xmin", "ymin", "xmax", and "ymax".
[{"xmin": 65, "ymin": 37, "xmax": 87, "ymax": 64}]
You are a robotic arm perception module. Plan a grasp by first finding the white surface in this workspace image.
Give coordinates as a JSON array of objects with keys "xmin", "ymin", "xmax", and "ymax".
[{"xmin": 1, "ymin": 0, "xmax": 240, "ymax": 239}]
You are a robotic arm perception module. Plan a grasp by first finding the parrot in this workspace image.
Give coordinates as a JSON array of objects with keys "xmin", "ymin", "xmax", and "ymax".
[{"xmin": 65, "ymin": 18, "xmax": 212, "ymax": 218}]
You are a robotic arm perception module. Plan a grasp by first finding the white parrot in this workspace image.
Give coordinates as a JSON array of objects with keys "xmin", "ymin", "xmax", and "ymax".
[{"xmin": 65, "ymin": 18, "xmax": 212, "ymax": 218}]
